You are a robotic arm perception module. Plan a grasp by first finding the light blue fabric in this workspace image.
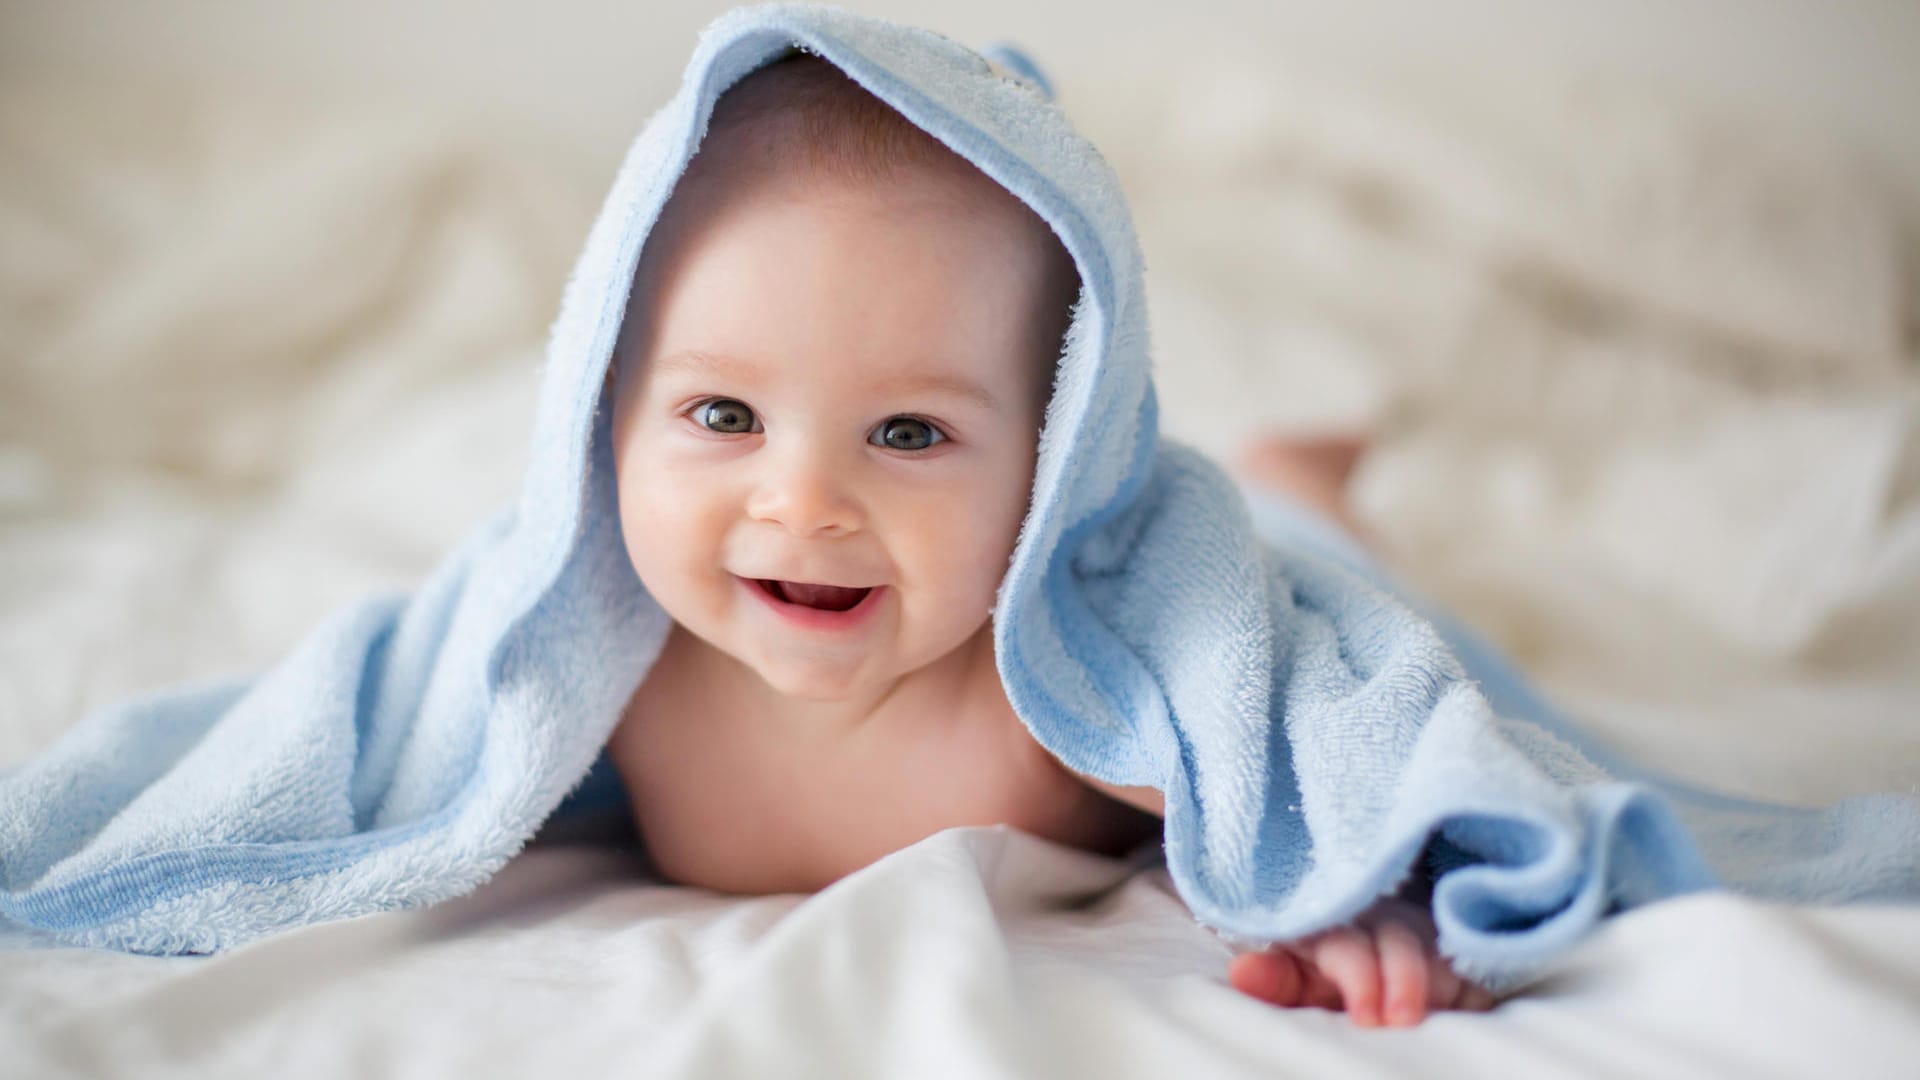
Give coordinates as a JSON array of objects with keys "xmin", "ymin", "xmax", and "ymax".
[{"xmin": 4, "ymin": 3, "xmax": 1916, "ymax": 982}]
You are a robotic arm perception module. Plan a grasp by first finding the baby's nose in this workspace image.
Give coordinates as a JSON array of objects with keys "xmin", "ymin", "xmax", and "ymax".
[{"xmin": 744, "ymin": 447, "xmax": 864, "ymax": 537}]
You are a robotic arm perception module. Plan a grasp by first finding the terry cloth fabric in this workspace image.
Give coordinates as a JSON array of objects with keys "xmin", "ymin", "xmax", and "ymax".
[{"xmin": 3, "ymin": 3, "xmax": 1916, "ymax": 983}]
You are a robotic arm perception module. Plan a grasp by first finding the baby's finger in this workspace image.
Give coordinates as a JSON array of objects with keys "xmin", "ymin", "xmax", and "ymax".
[
  {"xmin": 1309, "ymin": 927, "xmax": 1384, "ymax": 1027},
  {"xmin": 1373, "ymin": 917, "xmax": 1430, "ymax": 1027},
  {"xmin": 1420, "ymin": 955, "xmax": 1496, "ymax": 1013},
  {"xmin": 1228, "ymin": 947, "xmax": 1310, "ymax": 1006},
  {"xmin": 1424, "ymin": 954, "xmax": 1464, "ymax": 1007}
]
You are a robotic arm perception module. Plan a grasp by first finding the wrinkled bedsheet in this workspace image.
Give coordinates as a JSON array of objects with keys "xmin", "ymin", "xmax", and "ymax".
[{"xmin": 5, "ymin": 836, "xmax": 1919, "ymax": 1079}]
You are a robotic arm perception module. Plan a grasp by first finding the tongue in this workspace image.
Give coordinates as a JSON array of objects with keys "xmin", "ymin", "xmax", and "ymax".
[{"xmin": 776, "ymin": 581, "xmax": 869, "ymax": 611}]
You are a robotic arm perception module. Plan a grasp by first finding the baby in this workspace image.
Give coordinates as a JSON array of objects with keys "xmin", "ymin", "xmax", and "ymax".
[{"xmin": 602, "ymin": 54, "xmax": 1489, "ymax": 1027}]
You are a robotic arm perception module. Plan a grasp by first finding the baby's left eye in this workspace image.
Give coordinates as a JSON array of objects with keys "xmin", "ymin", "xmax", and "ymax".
[{"xmin": 870, "ymin": 417, "xmax": 945, "ymax": 451}]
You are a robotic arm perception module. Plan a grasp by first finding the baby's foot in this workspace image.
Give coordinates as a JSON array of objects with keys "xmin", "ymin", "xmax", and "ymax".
[{"xmin": 1233, "ymin": 432, "xmax": 1374, "ymax": 546}]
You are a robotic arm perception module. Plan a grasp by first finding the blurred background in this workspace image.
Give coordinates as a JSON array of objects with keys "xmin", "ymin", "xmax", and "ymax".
[{"xmin": 3, "ymin": 1, "xmax": 1917, "ymax": 794}]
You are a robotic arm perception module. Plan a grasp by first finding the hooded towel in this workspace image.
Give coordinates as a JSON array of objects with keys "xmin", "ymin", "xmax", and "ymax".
[{"xmin": 4, "ymin": 3, "xmax": 1917, "ymax": 986}]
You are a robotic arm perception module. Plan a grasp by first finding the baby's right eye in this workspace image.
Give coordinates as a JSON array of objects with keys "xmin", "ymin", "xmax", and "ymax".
[{"xmin": 694, "ymin": 398, "xmax": 759, "ymax": 434}]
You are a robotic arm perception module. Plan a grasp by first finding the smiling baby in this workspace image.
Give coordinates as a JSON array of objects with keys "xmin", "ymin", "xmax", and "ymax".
[{"xmin": 601, "ymin": 54, "xmax": 1490, "ymax": 1027}]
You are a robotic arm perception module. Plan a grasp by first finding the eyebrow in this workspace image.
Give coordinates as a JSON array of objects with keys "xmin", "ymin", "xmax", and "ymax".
[{"xmin": 651, "ymin": 349, "xmax": 1001, "ymax": 410}]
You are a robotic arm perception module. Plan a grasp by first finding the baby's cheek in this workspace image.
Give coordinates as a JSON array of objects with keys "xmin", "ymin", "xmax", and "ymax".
[
  {"xmin": 968, "ymin": 481, "xmax": 1034, "ymax": 574},
  {"xmin": 619, "ymin": 481, "xmax": 704, "ymax": 588},
  {"xmin": 912, "ymin": 504, "xmax": 1022, "ymax": 599}
]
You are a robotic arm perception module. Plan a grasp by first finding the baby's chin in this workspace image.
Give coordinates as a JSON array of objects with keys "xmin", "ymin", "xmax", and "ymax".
[
  {"xmin": 749, "ymin": 662, "xmax": 879, "ymax": 702},
  {"xmin": 736, "ymin": 629, "xmax": 982, "ymax": 706}
]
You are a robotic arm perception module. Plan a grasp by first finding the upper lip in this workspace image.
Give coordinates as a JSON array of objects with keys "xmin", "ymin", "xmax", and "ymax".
[{"xmin": 736, "ymin": 573, "xmax": 878, "ymax": 590}]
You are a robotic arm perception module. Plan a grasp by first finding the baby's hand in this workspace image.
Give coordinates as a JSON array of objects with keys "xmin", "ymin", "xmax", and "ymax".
[{"xmin": 1226, "ymin": 897, "xmax": 1495, "ymax": 1027}]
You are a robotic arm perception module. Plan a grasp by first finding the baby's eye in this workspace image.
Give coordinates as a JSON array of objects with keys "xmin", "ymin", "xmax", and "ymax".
[
  {"xmin": 695, "ymin": 398, "xmax": 759, "ymax": 434},
  {"xmin": 870, "ymin": 416, "xmax": 945, "ymax": 451}
]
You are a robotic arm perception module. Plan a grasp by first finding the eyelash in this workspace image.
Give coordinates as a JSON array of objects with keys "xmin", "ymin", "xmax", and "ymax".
[{"xmin": 684, "ymin": 398, "xmax": 950, "ymax": 452}]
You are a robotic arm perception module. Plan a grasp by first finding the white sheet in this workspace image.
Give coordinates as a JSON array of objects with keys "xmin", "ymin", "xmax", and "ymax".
[
  {"xmin": 3, "ymin": 60, "xmax": 1918, "ymax": 1078},
  {"xmin": 4, "ymin": 837, "xmax": 1917, "ymax": 1079}
]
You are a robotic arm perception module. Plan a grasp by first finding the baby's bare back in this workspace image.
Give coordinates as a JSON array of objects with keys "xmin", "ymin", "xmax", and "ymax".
[{"xmin": 607, "ymin": 626, "xmax": 1159, "ymax": 895}]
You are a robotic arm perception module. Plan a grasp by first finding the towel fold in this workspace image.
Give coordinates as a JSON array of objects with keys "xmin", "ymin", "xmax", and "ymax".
[{"xmin": 4, "ymin": 3, "xmax": 1915, "ymax": 983}]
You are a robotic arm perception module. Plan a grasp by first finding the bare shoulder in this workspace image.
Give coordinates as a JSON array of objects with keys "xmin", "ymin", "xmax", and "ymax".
[{"xmin": 973, "ymin": 660, "xmax": 1167, "ymax": 820}]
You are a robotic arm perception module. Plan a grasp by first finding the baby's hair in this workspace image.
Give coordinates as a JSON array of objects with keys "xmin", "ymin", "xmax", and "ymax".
[{"xmin": 701, "ymin": 50, "xmax": 995, "ymax": 201}]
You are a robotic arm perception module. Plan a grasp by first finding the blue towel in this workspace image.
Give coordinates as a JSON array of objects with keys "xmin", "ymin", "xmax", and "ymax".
[{"xmin": 4, "ymin": 3, "xmax": 1916, "ymax": 983}]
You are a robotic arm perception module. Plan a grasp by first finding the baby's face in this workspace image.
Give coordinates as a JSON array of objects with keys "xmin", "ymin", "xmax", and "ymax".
[{"xmin": 610, "ymin": 163, "xmax": 1064, "ymax": 702}]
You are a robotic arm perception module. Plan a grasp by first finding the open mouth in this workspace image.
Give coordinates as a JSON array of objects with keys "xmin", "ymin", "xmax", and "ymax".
[{"xmin": 755, "ymin": 579, "xmax": 874, "ymax": 612}]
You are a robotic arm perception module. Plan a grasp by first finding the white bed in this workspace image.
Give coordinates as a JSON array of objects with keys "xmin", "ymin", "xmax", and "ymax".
[{"xmin": 4, "ymin": 15, "xmax": 1918, "ymax": 1077}]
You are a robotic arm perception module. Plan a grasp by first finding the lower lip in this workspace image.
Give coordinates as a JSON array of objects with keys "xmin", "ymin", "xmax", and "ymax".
[{"xmin": 738, "ymin": 576, "xmax": 886, "ymax": 633}]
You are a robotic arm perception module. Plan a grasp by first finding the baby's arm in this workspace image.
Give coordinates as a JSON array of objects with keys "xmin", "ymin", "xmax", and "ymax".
[
  {"xmin": 1080, "ymin": 777, "xmax": 1494, "ymax": 1026},
  {"xmin": 1094, "ymin": 435, "xmax": 1492, "ymax": 1024}
]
